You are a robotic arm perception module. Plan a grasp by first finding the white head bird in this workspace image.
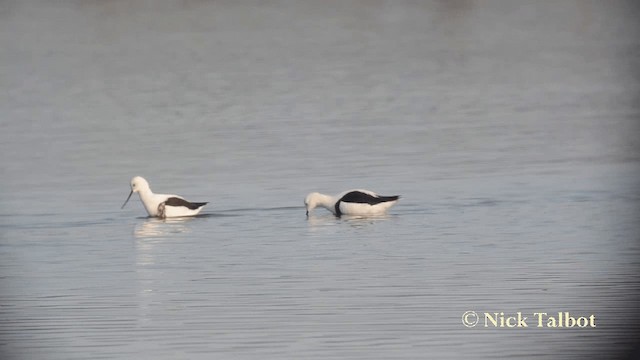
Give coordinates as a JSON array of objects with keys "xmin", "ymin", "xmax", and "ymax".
[
  {"xmin": 305, "ymin": 189, "xmax": 399, "ymax": 217},
  {"xmin": 121, "ymin": 176, "xmax": 207, "ymax": 218}
]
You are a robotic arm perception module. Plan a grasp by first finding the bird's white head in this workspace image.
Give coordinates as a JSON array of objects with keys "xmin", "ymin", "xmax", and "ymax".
[
  {"xmin": 130, "ymin": 176, "xmax": 150, "ymax": 193},
  {"xmin": 121, "ymin": 176, "xmax": 151, "ymax": 209},
  {"xmin": 304, "ymin": 192, "xmax": 322, "ymax": 216}
]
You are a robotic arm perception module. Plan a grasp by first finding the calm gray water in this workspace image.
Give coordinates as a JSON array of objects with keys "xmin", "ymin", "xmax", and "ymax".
[{"xmin": 1, "ymin": 1, "xmax": 639, "ymax": 359}]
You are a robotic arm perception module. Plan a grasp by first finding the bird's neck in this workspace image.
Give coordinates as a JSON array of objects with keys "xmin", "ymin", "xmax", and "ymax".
[
  {"xmin": 316, "ymin": 194, "xmax": 337, "ymax": 211},
  {"xmin": 137, "ymin": 188, "xmax": 154, "ymax": 202},
  {"xmin": 137, "ymin": 188, "xmax": 158, "ymax": 215}
]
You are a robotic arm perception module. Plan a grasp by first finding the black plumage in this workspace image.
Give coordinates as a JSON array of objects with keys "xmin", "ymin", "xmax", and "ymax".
[
  {"xmin": 334, "ymin": 191, "xmax": 400, "ymax": 217},
  {"xmin": 338, "ymin": 191, "xmax": 399, "ymax": 205},
  {"xmin": 164, "ymin": 197, "xmax": 208, "ymax": 210}
]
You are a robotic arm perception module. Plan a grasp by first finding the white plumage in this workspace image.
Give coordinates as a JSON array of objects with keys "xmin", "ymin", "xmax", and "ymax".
[
  {"xmin": 121, "ymin": 176, "xmax": 207, "ymax": 218},
  {"xmin": 304, "ymin": 189, "xmax": 400, "ymax": 217}
]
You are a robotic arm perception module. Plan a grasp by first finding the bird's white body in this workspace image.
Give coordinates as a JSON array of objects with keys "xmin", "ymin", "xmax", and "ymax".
[
  {"xmin": 138, "ymin": 191, "xmax": 197, "ymax": 218},
  {"xmin": 122, "ymin": 176, "xmax": 207, "ymax": 218},
  {"xmin": 305, "ymin": 189, "xmax": 399, "ymax": 217}
]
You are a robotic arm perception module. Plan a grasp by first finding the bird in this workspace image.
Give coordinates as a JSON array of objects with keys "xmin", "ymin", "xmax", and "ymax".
[
  {"xmin": 121, "ymin": 176, "xmax": 207, "ymax": 218},
  {"xmin": 304, "ymin": 189, "xmax": 400, "ymax": 217}
]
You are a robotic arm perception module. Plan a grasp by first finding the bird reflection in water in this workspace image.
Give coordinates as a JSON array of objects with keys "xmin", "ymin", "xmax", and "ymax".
[
  {"xmin": 306, "ymin": 213, "xmax": 394, "ymax": 231},
  {"xmin": 134, "ymin": 217, "xmax": 194, "ymax": 239}
]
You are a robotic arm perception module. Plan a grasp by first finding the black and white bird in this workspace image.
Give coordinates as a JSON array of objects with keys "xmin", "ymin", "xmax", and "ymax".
[
  {"xmin": 121, "ymin": 176, "xmax": 207, "ymax": 218},
  {"xmin": 304, "ymin": 189, "xmax": 400, "ymax": 217}
]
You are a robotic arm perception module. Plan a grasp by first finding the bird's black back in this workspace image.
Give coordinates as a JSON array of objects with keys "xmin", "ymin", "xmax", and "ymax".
[
  {"xmin": 339, "ymin": 191, "xmax": 399, "ymax": 205},
  {"xmin": 165, "ymin": 197, "xmax": 208, "ymax": 209}
]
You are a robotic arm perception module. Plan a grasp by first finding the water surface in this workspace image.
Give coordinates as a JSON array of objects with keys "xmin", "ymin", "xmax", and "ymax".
[{"xmin": 1, "ymin": 1, "xmax": 639, "ymax": 359}]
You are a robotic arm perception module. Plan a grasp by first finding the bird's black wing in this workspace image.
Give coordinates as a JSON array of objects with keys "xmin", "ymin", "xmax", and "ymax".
[
  {"xmin": 339, "ymin": 191, "xmax": 399, "ymax": 205},
  {"xmin": 164, "ymin": 197, "xmax": 208, "ymax": 210}
]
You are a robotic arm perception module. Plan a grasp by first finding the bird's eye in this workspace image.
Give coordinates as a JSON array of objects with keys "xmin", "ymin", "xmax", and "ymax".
[{"xmin": 132, "ymin": 184, "xmax": 136, "ymax": 187}]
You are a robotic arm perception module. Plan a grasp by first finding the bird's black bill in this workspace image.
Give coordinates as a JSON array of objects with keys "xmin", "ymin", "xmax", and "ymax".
[
  {"xmin": 121, "ymin": 190, "xmax": 133, "ymax": 209},
  {"xmin": 306, "ymin": 210, "xmax": 309, "ymax": 217}
]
